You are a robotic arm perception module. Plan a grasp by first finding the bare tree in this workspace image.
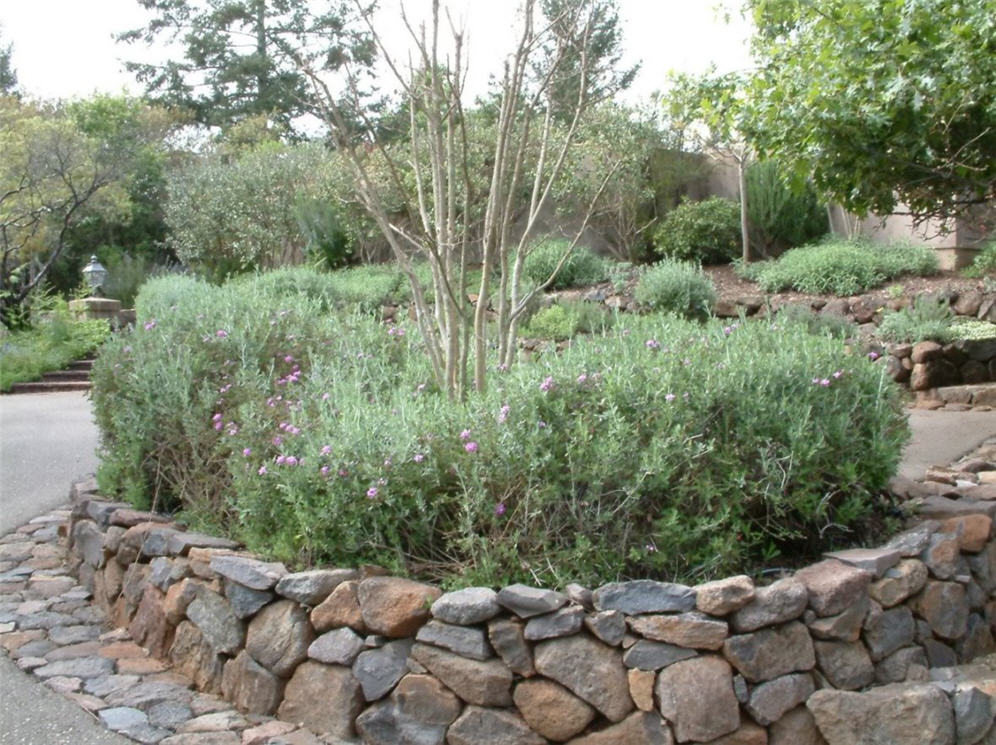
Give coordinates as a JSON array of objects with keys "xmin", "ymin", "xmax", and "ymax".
[{"xmin": 280, "ymin": 0, "xmax": 622, "ymax": 398}]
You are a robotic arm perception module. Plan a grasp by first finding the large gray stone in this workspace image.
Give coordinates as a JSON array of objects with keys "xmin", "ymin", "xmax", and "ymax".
[
  {"xmin": 430, "ymin": 587, "xmax": 501, "ymax": 625},
  {"xmin": 593, "ymin": 580, "xmax": 696, "ymax": 614},
  {"xmin": 166, "ymin": 532, "xmax": 240, "ymax": 556},
  {"xmin": 914, "ymin": 581, "xmax": 970, "ymax": 640},
  {"xmin": 186, "ymin": 588, "xmax": 244, "ymax": 655},
  {"xmin": 352, "ymin": 638, "xmax": 413, "ymax": 701},
  {"xmin": 245, "ymin": 599, "xmax": 314, "ymax": 677},
  {"xmin": 209, "ymin": 554, "xmax": 287, "ymax": 590},
  {"xmin": 862, "ymin": 604, "xmax": 915, "ymax": 661},
  {"xmin": 308, "ymin": 627, "xmax": 365, "ymax": 665},
  {"xmin": 447, "ymin": 706, "xmax": 545, "ymax": 745},
  {"xmin": 875, "ymin": 646, "xmax": 928, "ymax": 684},
  {"xmin": 656, "ymin": 655, "xmax": 740, "ymax": 742},
  {"xmin": 169, "ymin": 621, "xmax": 224, "ymax": 693},
  {"xmin": 488, "ymin": 618, "xmax": 534, "ymax": 676},
  {"xmin": 354, "ymin": 674, "xmax": 461, "ymax": 745},
  {"xmin": 723, "ymin": 621, "xmax": 816, "ymax": 682},
  {"xmin": 731, "ymin": 577, "xmax": 809, "ymax": 632},
  {"xmin": 496, "ymin": 583, "xmax": 568, "ymax": 618},
  {"xmin": 813, "ymin": 640, "xmax": 875, "ymax": 690},
  {"xmin": 769, "ymin": 705, "xmax": 828, "ymax": 745},
  {"xmin": 534, "ymin": 634, "xmax": 633, "ymax": 722},
  {"xmin": 953, "ymin": 687, "xmax": 995, "ymax": 745},
  {"xmin": 223, "ymin": 579, "xmax": 273, "ymax": 619},
  {"xmin": 524, "ymin": 606, "xmax": 586, "ymax": 641},
  {"xmin": 277, "ymin": 661, "xmax": 363, "ymax": 740},
  {"xmin": 33, "ymin": 656, "xmax": 115, "ymax": 680},
  {"xmin": 824, "ymin": 547, "xmax": 902, "ymax": 578},
  {"xmin": 567, "ymin": 712, "xmax": 674, "ymax": 745},
  {"xmin": 623, "ymin": 640, "xmax": 697, "ymax": 671},
  {"xmin": 807, "ymin": 684, "xmax": 956, "ymax": 745},
  {"xmin": 807, "ymin": 595, "xmax": 869, "ymax": 642},
  {"xmin": 275, "ymin": 568, "xmax": 358, "ymax": 606},
  {"xmin": 585, "ymin": 610, "xmax": 627, "ymax": 646},
  {"xmin": 415, "ymin": 620, "xmax": 492, "ymax": 660},
  {"xmin": 409, "ymin": 642, "xmax": 513, "ymax": 707},
  {"xmin": 628, "ymin": 612, "xmax": 728, "ymax": 650},
  {"xmin": 746, "ymin": 673, "xmax": 815, "ymax": 726}
]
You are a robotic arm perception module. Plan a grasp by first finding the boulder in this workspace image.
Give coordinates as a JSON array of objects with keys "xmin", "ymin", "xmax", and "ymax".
[
  {"xmin": 593, "ymin": 580, "xmax": 696, "ymax": 615},
  {"xmin": 534, "ymin": 634, "xmax": 633, "ymax": 722},
  {"xmin": 277, "ymin": 661, "xmax": 363, "ymax": 740},
  {"xmin": 352, "ymin": 638, "xmax": 413, "ymax": 701},
  {"xmin": 794, "ymin": 560, "xmax": 872, "ymax": 617},
  {"xmin": 628, "ymin": 612, "xmax": 728, "ymax": 650},
  {"xmin": 694, "ymin": 575, "xmax": 755, "ymax": 616},
  {"xmin": 513, "ymin": 678, "xmax": 596, "ymax": 741},
  {"xmin": 245, "ymin": 599, "xmax": 313, "ymax": 677},
  {"xmin": 567, "ymin": 712, "xmax": 673, "ymax": 745},
  {"xmin": 496, "ymin": 584, "xmax": 568, "ymax": 618},
  {"xmin": 310, "ymin": 580, "xmax": 365, "ymax": 633},
  {"xmin": 730, "ymin": 577, "xmax": 809, "ymax": 632},
  {"xmin": 220, "ymin": 650, "xmax": 283, "ymax": 715},
  {"xmin": 409, "ymin": 642, "xmax": 513, "ymax": 707},
  {"xmin": 354, "ymin": 674, "xmax": 461, "ymax": 745},
  {"xmin": 723, "ymin": 621, "xmax": 815, "ymax": 682},
  {"xmin": 656, "ymin": 655, "xmax": 739, "ymax": 742},
  {"xmin": 430, "ymin": 587, "xmax": 501, "ymax": 625},
  {"xmin": 357, "ymin": 577, "xmax": 440, "ymax": 637}
]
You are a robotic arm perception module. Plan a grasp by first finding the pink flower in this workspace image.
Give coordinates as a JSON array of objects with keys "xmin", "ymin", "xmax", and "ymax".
[
  {"xmin": 665, "ymin": 393, "xmax": 676, "ymax": 402},
  {"xmin": 366, "ymin": 487, "xmax": 379, "ymax": 499},
  {"xmin": 413, "ymin": 453, "xmax": 424, "ymax": 463},
  {"xmin": 459, "ymin": 429, "xmax": 472, "ymax": 441},
  {"xmin": 833, "ymin": 370, "xmax": 844, "ymax": 379},
  {"xmin": 242, "ymin": 448, "xmax": 252, "ymax": 457},
  {"xmin": 275, "ymin": 455, "xmax": 287, "ymax": 465},
  {"xmin": 213, "ymin": 421, "xmax": 223, "ymax": 431},
  {"xmin": 216, "ymin": 329, "xmax": 228, "ymax": 338},
  {"xmin": 494, "ymin": 502, "xmax": 507, "ymax": 516},
  {"xmin": 868, "ymin": 351, "xmax": 880, "ymax": 360},
  {"xmin": 272, "ymin": 435, "xmax": 283, "ymax": 446},
  {"xmin": 576, "ymin": 373, "xmax": 588, "ymax": 384},
  {"xmin": 498, "ymin": 405, "xmax": 510, "ymax": 424},
  {"xmin": 287, "ymin": 456, "xmax": 299, "ymax": 466},
  {"xmin": 645, "ymin": 339, "xmax": 660, "ymax": 350},
  {"xmin": 820, "ymin": 378, "xmax": 831, "ymax": 387},
  {"xmin": 212, "ymin": 413, "xmax": 223, "ymax": 422},
  {"xmin": 143, "ymin": 319, "xmax": 157, "ymax": 330},
  {"xmin": 465, "ymin": 442, "xmax": 478, "ymax": 453},
  {"xmin": 539, "ymin": 376, "xmax": 555, "ymax": 392},
  {"xmin": 320, "ymin": 465, "xmax": 330, "ymax": 476},
  {"xmin": 284, "ymin": 355, "xmax": 295, "ymax": 363},
  {"xmin": 320, "ymin": 445, "xmax": 332, "ymax": 456},
  {"xmin": 321, "ymin": 393, "xmax": 330, "ymax": 401},
  {"xmin": 257, "ymin": 465, "xmax": 267, "ymax": 476}
]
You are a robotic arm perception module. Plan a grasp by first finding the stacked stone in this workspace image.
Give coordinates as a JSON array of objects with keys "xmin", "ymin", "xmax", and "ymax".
[
  {"xmin": 52, "ymin": 463, "xmax": 996, "ymax": 745},
  {"xmin": 877, "ymin": 338, "xmax": 996, "ymax": 404},
  {"xmin": 0, "ymin": 506, "xmax": 331, "ymax": 745}
]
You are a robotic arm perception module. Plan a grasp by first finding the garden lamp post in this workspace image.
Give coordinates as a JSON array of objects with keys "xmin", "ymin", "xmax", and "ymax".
[{"xmin": 81, "ymin": 255, "xmax": 108, "ymax": 297}]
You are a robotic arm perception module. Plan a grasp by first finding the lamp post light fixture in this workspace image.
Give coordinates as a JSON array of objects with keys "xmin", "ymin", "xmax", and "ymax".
[{"xmin": 81, "ymin": 255, "xmax": 108, "ymax": 296}]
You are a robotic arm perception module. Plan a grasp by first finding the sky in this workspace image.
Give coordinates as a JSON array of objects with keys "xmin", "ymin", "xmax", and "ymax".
[{"xmin": 0, "ymin": 0, "xmax": 753, "ymax": 106}]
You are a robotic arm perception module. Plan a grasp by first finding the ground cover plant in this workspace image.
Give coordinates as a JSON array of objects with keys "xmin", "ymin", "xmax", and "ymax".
[
  {"xmin": 0, "ymin": 302, "xmax": 109, "ymax": 391},
  {"xmin": 741, "ymin": 238, "xmax": 938, "ymax": 296},
  {"xmin": 878, "ymin": 296, "xmax": 996, "ymax": 344},
  {"xmin": 962, "ymin": 241, "xmax": 996, "ymax": 279},
  {"xmin": 92, "ymin": 268, "xmax": 908, "ymax": 588}
]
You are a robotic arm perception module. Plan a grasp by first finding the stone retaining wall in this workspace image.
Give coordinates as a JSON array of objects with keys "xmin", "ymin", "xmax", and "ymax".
[
  {"xmin": 65, "ymin": 478, "xmax": 996, "ymax": 745},
  {"xmin": 877, "ymin": 339, "xmax": 996, "ymax": 404}
]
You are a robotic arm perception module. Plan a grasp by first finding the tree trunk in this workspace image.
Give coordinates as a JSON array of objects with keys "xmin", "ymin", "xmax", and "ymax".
[{"xmin": 738, "ymin": 155, "xmax": 750, "ymax": 263}]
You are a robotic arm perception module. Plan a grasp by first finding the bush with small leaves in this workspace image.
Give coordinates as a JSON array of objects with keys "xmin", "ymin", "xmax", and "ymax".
[
  {"xmin": 654, "ymin": 196, "xmax": 741, "ymax": 265},
  {"xmin": 634, "ymin": 259, "xmax": 716, "ymax": 320}
]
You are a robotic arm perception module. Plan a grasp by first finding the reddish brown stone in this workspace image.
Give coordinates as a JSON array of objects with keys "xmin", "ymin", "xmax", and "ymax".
[
  {"xmin": 568, "ymin": 712, "xmax": 674, "ymax": 745},
  {"xmin": 357, "ymin": 577, "xmax": 440, "ymax": 637},
  {"xmin": 116, "ymin": 656, "xmax": 170, "ymax": 674},
  {"xmin": 128, "ymin": 585, "xmax": 173, "ymax": 658},
  {"xmin": 310, "ymin": 580, "xmax": 366, "ymax": 634},
  {"xmin": 794, "ymin": 560, "xmax": 872, "ymax": 617},
  {"xmin": 170, "ymin": 621, "xmax": 225, "ymax": 694},
  {"xmin": 221, "ymin": 650, "xmax": 284, "ymax": 715},
  {"xmin": 629, "ymin": 612, "xmax": 728, "ymax": 650},
  {"xmin": 695, "ymin": 575, "xmax": 756, "ymax": 616},
  {"xmin": 913, "ymin": 581, "xmax": 969, "ymax": 640},
  {"xmin": 703, "ymin": 722, "xmax": 768, "ymax": 744},
  {"xmin": 276, "ymin": 661, "xmax": 363, "ymax": 740},
  {"xmin": 514, "ymin": 678, "xmax": 596, "ymax": 741},
  {"xmin": 656, "ymin": 655, "xmax": 739, "ymax": 742},
  {"xmin": 628, "ymin": 669, "xmax": 656, "ymax": 712},
  {"xmin": 942, "ymin": 514, "xmax": 992, "ymax": 553}
]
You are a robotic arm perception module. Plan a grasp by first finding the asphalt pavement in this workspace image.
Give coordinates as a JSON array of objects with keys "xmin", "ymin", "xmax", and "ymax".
[{"xmin": 0, "ymin": 391, "xmax": 129, "ymax": 745}]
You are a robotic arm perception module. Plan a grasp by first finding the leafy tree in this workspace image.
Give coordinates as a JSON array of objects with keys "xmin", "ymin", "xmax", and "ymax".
[
  {"xmin": 537, "ymin": 0, "xmax": 638, "ymax": 121},
  {"xmin": 0, "ymin": 30, "xmax": 16, "ymax": 95},
  {"xmin": 745, "ymin": 159, "xmax": 827, "ymax": 256},
  {"xmin": 165, "ymin": 142, "xmax": 357, "ymax": 281},
  {"xmin": 291, "ymin": 0, "xmax": 632, "ymax": 397},
  {"xmin": 0, "ymin": 98, "xmax": 130, "ymax": 327},
  {"xmin": 116, "ymin": 0, "xmax": 376, "ymax": 132},
  {"xmin": 665, "ymin": 70, "xmax": 754, "ymax": 261},
  {"xmin": 746, "ymin": 0, "xmax": 996, "ymax": 225}
]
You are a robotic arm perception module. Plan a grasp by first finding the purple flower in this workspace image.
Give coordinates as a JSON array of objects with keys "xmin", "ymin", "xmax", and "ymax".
[
  {"xmin": 275, "ymin": 455, "xmax": 287, "ymax": 465},
  {"xmin": 320, "ymin": 445, "xmax": 332, "ymax": 456},
  {"xmin": 576, "ymin": 373, "xmax": 588, "ymax": 384},
  {"xmin": 212, "ymin": 413, "xmax": 223, "ymax": 422},
  {"xmin": 820, "ymin": 378, "xmax": 831, "ymax": 387},
  {"xmin": 498, "ymin": 404, "xmax": 510, "ymax": 424},
  {"xmin": 833, "ymin": 370, "xmax": 844, "ymax": 379},
  {"xmin": 272, "ymin": 435, "xmax": 283, "ymax": 446},
  {"xmin": 366, "ymin": 487, "xmax": 379, "ymax": 499},
  {"xmin": 413, "ymin": 453, "xmax": 425, "ymax": 463},
  {"xmin": 213, "ymin": 421, "xmax": 223, "ymax": 431},
  {"xmin": 242, "ymin": 448, "xmax": 252, "ymax": 457},
  {"xmin": 538, "ymin": 420, "xmax": 547, "ymax": 429},
  {"xmin": 320, "ymin": 465, "xmax": 330, "ymax": 476},
  {"xmin": 339, "ymin": 469, "xmax": 349, "ymax": 477},
  {"xmin": 459, "ymin": 429, "xmax": 472, "ymax": 441},
  {"xmin": 868, "ymin": 351, "xmax": 880, "ymax": 360},
  {"xmin": 539, "ymin": 376, "xmax": 555, "ymax": 392},
  {"xmin": 216, "ymin": 329, "xmax": 228, "ymax": 338},
  {"xmin": 645, "ymin": 339, "xmax": 660, "ymax": 350},
  {"xmin": 464, "ymin": 441, "xmax": 478, "ymax": 453},
  {"xmin": 665, "ymin": 393, "xmax": 676, "ymax": 402},
  {"xmin": 286, "ymin": 456, "xmax": 299, "ymax": 466},
  {"xmin": 284, "ymin": 355, "xmax": 295, "ymax": 363},
  {"xmin": 143, "ymin": 319, "xmax": 157, "ymax": 331},
  {"xmin": 257, "ymin": 465, "xmax": 267, "ymax": 476},
  {"xmin": 494, "ymin": 502, "xmax": 507, "ymax": 516},
  {"xmin": 321, "ymin": 393, "xmax": 330, "ymax": 401}
]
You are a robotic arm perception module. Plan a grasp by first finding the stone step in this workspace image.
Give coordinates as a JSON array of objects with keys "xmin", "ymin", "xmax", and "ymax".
[
  {"xmin": 40, "ymin": 369, "xmax": 92, "ymax": 381},
  {"xmin": 67, "ymin": 359, "xmax": 95, "ymax": 371},
  {"xmin": 7, "ymin": 380, "xmax": 92, "ymax": 394},
  {"xmin": 927, "ymin": 383, "xmax": 996, "ymax": 407}
]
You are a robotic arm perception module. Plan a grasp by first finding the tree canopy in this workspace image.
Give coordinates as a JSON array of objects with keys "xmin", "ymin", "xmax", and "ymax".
[
  {"xmin": 746, "ymin": 0, "xmax": 996, "ymax": 225},
  {"xmin": 116, "ymin": 0, "xmax": 376, "ymax": 132},
  {"xmin": 0, "ymin": 30, "xmax": 16, "ymax": 95}
]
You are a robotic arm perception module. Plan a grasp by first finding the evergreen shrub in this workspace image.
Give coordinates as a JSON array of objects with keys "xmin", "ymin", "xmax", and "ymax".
[{"xmin": 92, "ymin": 268, "xmax": 908, "ymax": 587}]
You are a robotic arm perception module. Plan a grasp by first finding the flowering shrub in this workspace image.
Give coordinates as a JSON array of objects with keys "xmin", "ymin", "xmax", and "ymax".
[
  {"xmin": 633, "ymin": 259, "xmax": 717, "ymax": 320},
  {"xmin": 93, "ymin": 269, "xmax": 908, "ymax": 587}
]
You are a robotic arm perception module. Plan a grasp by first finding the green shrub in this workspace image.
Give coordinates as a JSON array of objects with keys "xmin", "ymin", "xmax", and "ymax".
[
  {"xmin": 774, "ymin": 304, "xmax": 856, "ymax": 339},
  {"xmin": 948, "ymin": 318, "xmax": 996, "ymax": 341},
  {"xmin": 753, "ymin": 238, "xmax": 938, "ymax": 295},
  {"xmin": 877, "ymin": 296, "xmax": 954, "ymax": 343},
  {"xmin": 963, "ymin": 241, "xmax": 996, "ymax": 279},
  {"xmin": 634, "ymin": 259, "xmax": 717, "ymax": 320},
  {"xmin": 654, "ymin": 197, "xmax": 741, "ymax": 265},
  {"xmin": 522, "ymin": 238, "xmax": 611, "ymax": 290},
  {"xmin": 521, "ymin": 301, "xmax": 615, "ymax": 340},
  {"xmin": 0, "ymin": 304, "xmax": 110, "ymax": 391},
  {"xmin": 93, "ymin": 268, "xmax": 908, "ymax": 587},
  {"xmin": 746, "ymin": 159, "xmax": 827, "ymax": 254}
]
